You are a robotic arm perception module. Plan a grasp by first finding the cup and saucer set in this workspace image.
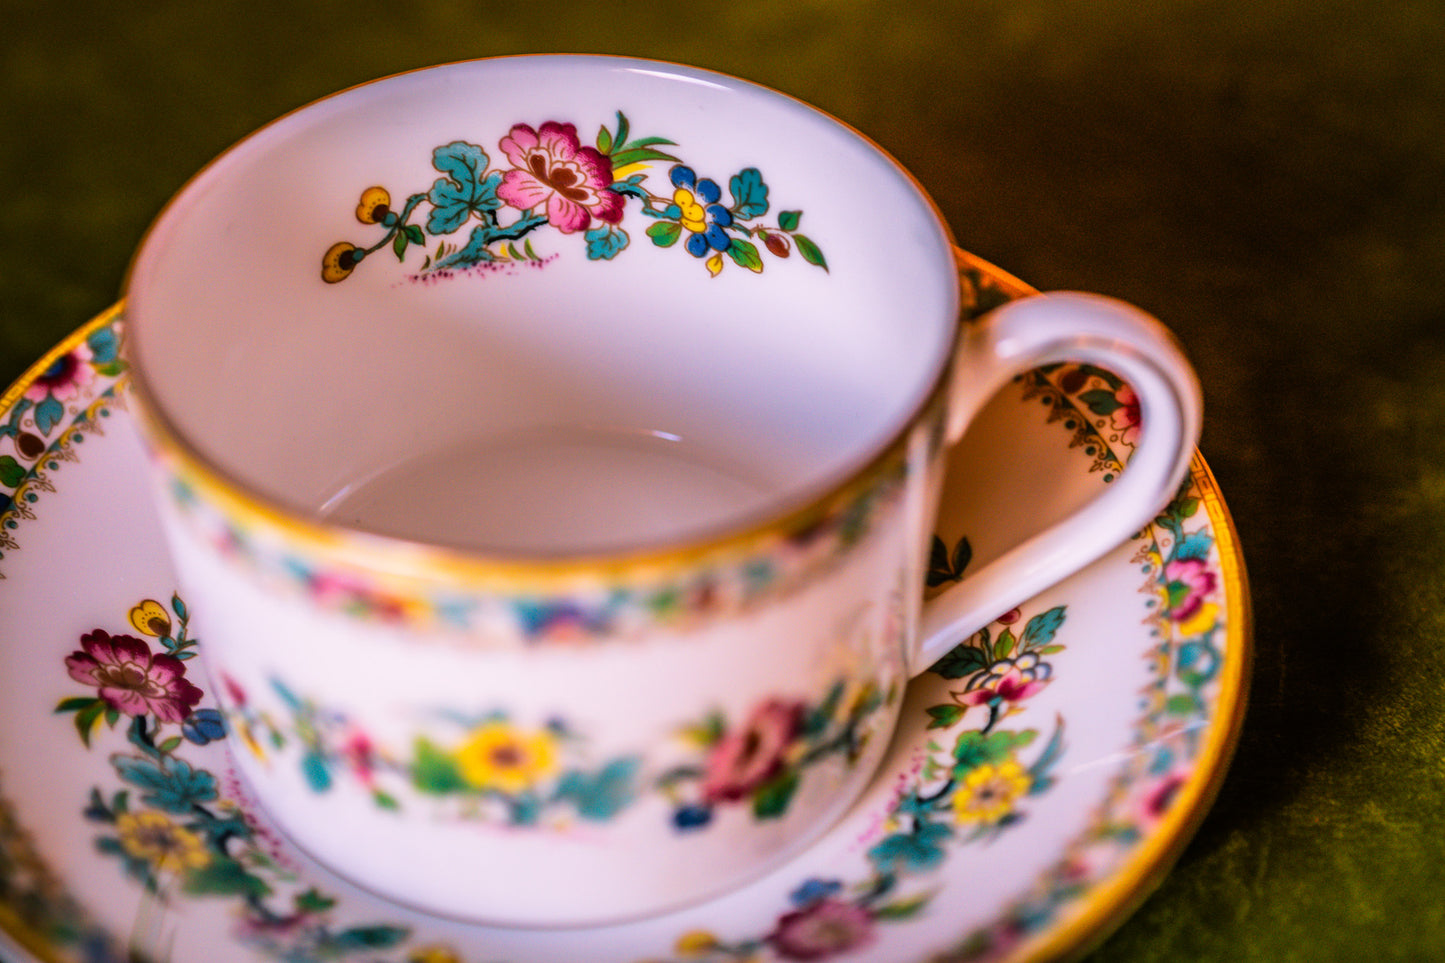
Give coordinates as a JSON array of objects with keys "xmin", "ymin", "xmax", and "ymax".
[{"xmin": 0, "ymin": 57, "xmax": 1249, "ymax": 963}]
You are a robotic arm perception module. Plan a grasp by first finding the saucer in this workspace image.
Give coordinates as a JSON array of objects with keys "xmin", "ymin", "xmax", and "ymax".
[{"xmin": 0, "ymin": 257, "xmax": 1249, "ymax": 963}]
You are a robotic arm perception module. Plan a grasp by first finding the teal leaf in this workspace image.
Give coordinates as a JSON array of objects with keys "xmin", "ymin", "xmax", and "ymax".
[
  {"xmin": 585, "ymin": 222, "xmax": 629, "ymax": 260},
  {"xmin": 426, "ymin": 141, "xmax": 502, "ymax": 234},
  {"xmin": 86, "ymin": 325, "xmax": 119, "ymax": 364},
  {"xmin": 1020, "ymin": 606, "xmax": 1067, "ymax": 649},
  {"xmin": 1172, "ymin": 531, "xmax": 1214, "ymax": 562},
  {"xmin": 794, "ymin": 234, "xmax": 827, "ymax": 271},
  {"xmin": 301, "ymin": 751, "xmax": 331, "ymax": 792},
  {"xmin": 867, "ymin": 820, "xmax": 952, "ymax": 873},
  {"xmin": 646, "ymin": 220, "xmax": 682, "ymax": 247},
  {"xmin": 113, "ymin": 755, "xmax": 219, "ymax": 812},
  {"xmin": 34, "ymin": 395, "xmax": 63, "ymax": 436},
  {"xmin": 327, "ymin": 926, "xmax": 411, "ymax": 952},
  {"xmin": 729, "ymin": 168, "xmax": 769, "ymax": 219},
  {"xmin": 554, "ymin": 758, "xmax": 640, "ymax": 820},
  {"xmin": 778, "ymin": 210, "xmax": 801, "ymax": 231},
  {"xmin": 170, "ymin": 593, "xmax": 187, "ymax": 622}
]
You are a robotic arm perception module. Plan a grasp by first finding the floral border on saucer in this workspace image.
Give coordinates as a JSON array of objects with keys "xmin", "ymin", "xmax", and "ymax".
[
  {"xmin": 0, "ymin": 321, "xmax": 127, "ymax": 578},
  {"xmin": 0, "ymin": 261, "xmax": 1244, "ymax": 963}
]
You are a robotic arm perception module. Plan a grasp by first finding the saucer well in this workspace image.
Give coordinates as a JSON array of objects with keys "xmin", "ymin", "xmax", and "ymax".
[{"xmin": 0, "ymin": 257, "xmax": 1249, "ymax": 963}]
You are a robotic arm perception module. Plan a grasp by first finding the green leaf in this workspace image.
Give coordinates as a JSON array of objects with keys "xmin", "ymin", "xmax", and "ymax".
[
  {"xmin": 778, "ymin": 210, "xmax": 802, "ymax": 231},
  {"xmin": 372, "ymin": 789, "xmax": 401, "ymax": 811},
  {"xmin": 794, "ymin": 234, "xmax": 827, "ymax": 271},
  {"xmin": 872, "ymin": 892, "xmax": 933, "ymax": 920},
  {"xmin": 596, "ymin": 123, "xmax": 613, "ymax": 154},
  {"xmin": 158, "ymin": 736, "xmax": 183, "ymax": 755},
  {"xmin": 952, "ymin": 729, "xmax": 1036, "ymax": 772},
  {"xmin": 1079, "ymin": 388, "xmax": 1123, "ymax": 416},
  {"xmin": 294, "ymin": 887, "xmax": 338, "ymax": 913},
  {"xmin": 411, "ymin": 737, "xmax": 467, "ymax": 794},
  {"xmin": 611, "ymin": 112, "xmax": 630, "ymax": 153},
  {"xmin": 646, "ymin": 220, "xmax": 682, "ymax": 247},
  {"xmin": 931, "ymin": 643, "xmax": 989, "ymax": 679},
  {"xmin": 392, "ymin": 230, "xmax": 409, "ymax": 260},
  {"xmin": 994, "ymin": 627, "xmax": 1017, "ymax": 660},
  {"xmin": 610, "ymin": 145, "xmax": 682, "ymax": 169},
  {"xmin": 404, "ymin": 224, "xmax": 425, "ymax": 245},
  {"xmin": 726, "ymin": 237, "xmax": 764, "ymax": 273},
  {"xmin": 1166, "ymin": 693, "xmax": 1202, "ymax": 716},
  {"xmin": 0, "ymin": 455, "xmax": 26, "ymax": 488},
  {"xmin": 55, "ymin": 695, "xmax": 101, "ymax": 713},
  {"xmin": 181, "ymin": 855, "xmax": 271, "ymax": 898},
  {"xmin": 74, "ymin": 700, "xmax": 108, "ymax": 747},
  {"xmin": 751, "ymin": 770, "xmax": 800, "ymax": 819},
  {"xmin": 925, "ymin": 704, "xmax": 965, "ymax": 730}
]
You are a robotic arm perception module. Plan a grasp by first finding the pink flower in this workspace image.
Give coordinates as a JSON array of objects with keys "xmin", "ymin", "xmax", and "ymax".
[
  {"xmin": 959, "ymin": 651, "xmax": 1051, "ymax": 707},
  {"xmin": 1163, "ymin": 557, "xmax": 1217, "ymax": 621},
  {"xmin": 497, "ymin": 121, "xmax": 624, "ymax": 233},
  {"xmin": 769, "ymin": 898, "xmax": 877, "ymax": 960},
  {"xmin": 701, "ymin": 699, "xmax": 805, "ymax": 803},
  {"xmin": 65, "ymin": 630, "xmax": 203, "ymax": 722},
  {"xmin": 1109, "ymin": 384, "xmax": 1142, "ymax": 447},
  {"xmin": 25, "ymin": 344, "xmax": 94, "ymax": 402}
]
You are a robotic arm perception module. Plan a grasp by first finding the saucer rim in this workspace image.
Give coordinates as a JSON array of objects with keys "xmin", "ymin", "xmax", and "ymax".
[{"xmin": 0, "ymin": 277, "xmax": 1252, "ymax": 963}]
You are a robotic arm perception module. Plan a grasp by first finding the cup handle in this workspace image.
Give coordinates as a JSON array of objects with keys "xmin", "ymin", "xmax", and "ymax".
[{"xmin": 913, "ymin": 289, "xmax": 1203, "ymax": 670}]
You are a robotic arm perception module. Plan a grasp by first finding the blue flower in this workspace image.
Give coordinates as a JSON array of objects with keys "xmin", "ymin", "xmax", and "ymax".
[
  {"xmin": 789, "ymin": 877, "xmax": 843, "ymax": 907},
  {"xmin": 673, "ymin": 803, "xmax": 713, "ymax": 831},
  {"xmin": 668, "ymin": 165, "xmax": 733, "ymax": 257},
  {"xmin": 181, "ymin": 708, "xmax": 226, "ymax": 745}
]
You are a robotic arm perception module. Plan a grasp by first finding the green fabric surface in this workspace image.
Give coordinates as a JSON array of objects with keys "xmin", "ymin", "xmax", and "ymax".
[{"xmin": 3, "ymin": 1, "xmax": 1444, "ymax": 960}]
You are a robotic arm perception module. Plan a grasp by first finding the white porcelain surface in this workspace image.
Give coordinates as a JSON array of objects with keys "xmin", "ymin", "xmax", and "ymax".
[
  {"xmin": 0, "ymin": 294, "xmax": 1248, "ymax": 963},
  {"xmin": 117, "ymin": 57, "xmax": 1202, "ymax": 924}
]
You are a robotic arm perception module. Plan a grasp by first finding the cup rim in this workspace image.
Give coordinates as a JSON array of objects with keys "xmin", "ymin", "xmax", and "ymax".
[{"xmin": 121, "ymin": 54, "xmax": 965, "ymax": 587}]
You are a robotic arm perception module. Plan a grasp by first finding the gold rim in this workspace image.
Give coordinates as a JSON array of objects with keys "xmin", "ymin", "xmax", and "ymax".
[
  {"xmin": 0, "ymin": 299, "xmax": 1251, "ymax": 963},
  {"xmin": 1013, "ymin": 452, "xmax": 1253, "ymax": 963}
]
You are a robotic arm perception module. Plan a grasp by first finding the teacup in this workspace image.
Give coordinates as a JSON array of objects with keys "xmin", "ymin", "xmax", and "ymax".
[{"xmin": 122, "ymin": 55, "xmax": 1201, "ymax": 926}]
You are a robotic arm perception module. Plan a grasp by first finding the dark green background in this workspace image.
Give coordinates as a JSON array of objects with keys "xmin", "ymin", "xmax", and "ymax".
[{"xmin": 4, "ymin": 2, "xmax": 1443, "ymax": 960}]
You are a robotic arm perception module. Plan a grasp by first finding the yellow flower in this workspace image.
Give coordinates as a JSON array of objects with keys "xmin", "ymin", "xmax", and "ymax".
[
  {"xmin": 116, "ymin": 811, "xmax": 210, "ymax": 872},
  {"xmin": 673, "ymin": 187, "xmax": 706, "ymax": 233},
  {"xmin": 355, "ymin": 186, "xmax": 392, "ymax": 224},
  {"xmin": 322, "ymin": 242, "xmax": 359, "ymax": 283},
  {"xmin": 1177, "ymin": 601, "xmax": 1219, "ymax": 639},
  {"xmin": 128, "ymin": 599, "xmax": 172, "ymax": 638},
  {"xmin": 952, "ymin": 758, "xmax": 1030, "ymax": 825},
  {"xmin": 407, "ymin": 945, "xmax": 463, "ymax": 963},
  {"xmin": 455, "ymin": 720, "xmax": 559, "ymax": 794},
  {"xmin": 674, "ymin": 929, "xmax": 721, "ymax": 955}
]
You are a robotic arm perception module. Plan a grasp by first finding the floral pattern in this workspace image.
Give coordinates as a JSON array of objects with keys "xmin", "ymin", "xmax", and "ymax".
[
  {"xmin": 56, "ymin": 595, "xmax": 412, "ymax": 963},
  {"xmin": 322, "ymin": 112, "xmax": 826, "ymax": 282},
  {"xmin": 0, "ymin": 259, "xmax": 1241, "ymax": 963},
  {"xmin": 0, "ymin": 321, "xmax": 126, "ymax": 573},
  {"xmin": 220, "ymin": 673, "xmax": 891, "ymax": 831},
  {"xmin": 163, "ymin": 435, "xmax": 911, "ymax": 643},
  {"xmin": 643, "ymin": 607, "xmax": 1068, "ymax": 963}
]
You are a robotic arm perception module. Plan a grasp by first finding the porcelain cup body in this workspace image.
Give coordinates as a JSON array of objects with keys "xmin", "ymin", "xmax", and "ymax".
[{"xmin": 123, "ymin": 56, "xmax": 1202, "ymax": 925}]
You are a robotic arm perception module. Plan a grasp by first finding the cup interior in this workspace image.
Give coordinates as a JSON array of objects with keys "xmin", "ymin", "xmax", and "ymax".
[{"xmin": 127, "ymin": 56, "xmax": 959, "ymax": 556}]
